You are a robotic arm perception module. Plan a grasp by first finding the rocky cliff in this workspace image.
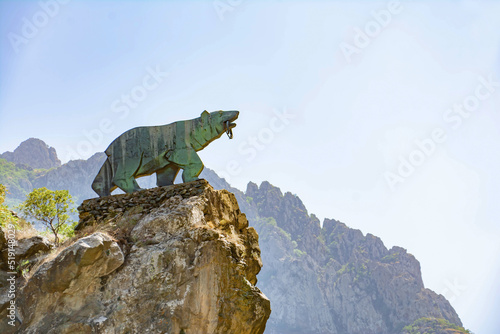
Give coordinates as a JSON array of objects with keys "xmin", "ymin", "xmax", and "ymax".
[
  {"xmin": 0, "ymin": 138, "xmax": 61, "ymax": 170},
  {"xmin": 0, "ymin": 180, "xmax": 270, "ymax": 334},
  {"xmin": 211, "ymin": 181, "xmax": 464, "ymax": 334}
]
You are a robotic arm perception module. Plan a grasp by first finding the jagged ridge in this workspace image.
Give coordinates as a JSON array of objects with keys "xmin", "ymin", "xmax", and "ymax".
[{"xmin": 225, "ymin": 181, "xmax": 463, "ymax": 334}]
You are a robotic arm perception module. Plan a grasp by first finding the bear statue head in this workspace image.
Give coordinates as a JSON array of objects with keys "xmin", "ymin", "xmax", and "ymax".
[{"xmin": 199, "ymin": 110, "xmax": 239, "ymax": 140}]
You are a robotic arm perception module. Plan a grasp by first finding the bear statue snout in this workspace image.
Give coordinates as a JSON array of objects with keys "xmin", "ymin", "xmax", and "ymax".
[
  {"xmin": 222, "ymin": 110, "xmax": 239, "ymax": 129},
  {"xmin": 222, "ymin": 110, "xmax": 239, "ymax": 139},
  {"xmin": 225, "ymin": 110, "xmax": 239, "ymax": 123}
]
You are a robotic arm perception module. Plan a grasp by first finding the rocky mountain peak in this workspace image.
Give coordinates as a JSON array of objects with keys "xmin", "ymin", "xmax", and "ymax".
[
  {"xmin": 246, "ymin": 181, "xmax": 315, "ymax": 241},
  {"xmin": 1, "ymin": 138, "xmax": 61, "ymax": 169}
]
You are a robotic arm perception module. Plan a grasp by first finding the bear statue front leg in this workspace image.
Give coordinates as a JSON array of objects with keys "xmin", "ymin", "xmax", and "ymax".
[
  {"xmin": 167, "ymin": 147, "xmax": 204, "ymax": 183},
  {"xmin": 113, "ymin": 175, "xmax": 142, "ymax": 193},
  {"xmin": 182, "ymin": 160, "xmax": 203, "ymax": 182},
  {"xmin": 156, "ymin": 164, "xmax": 180, "ymax": 187}
]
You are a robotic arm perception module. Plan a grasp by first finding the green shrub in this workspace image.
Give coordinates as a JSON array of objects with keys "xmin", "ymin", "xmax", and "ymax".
[
  {"xmin": 402, "ymin": 317, "xmax": 473, "ymax": 334},
  {"xmin": 293, "ymin": 248, "xmax": 307, "ymax": 257},
  {"xmin": 0, "ymin": 184, "xmax": 19, "ymax": 228},
  {"xmin": 17, "ymin": 187, "xmax": 77, "ymax": 245}
]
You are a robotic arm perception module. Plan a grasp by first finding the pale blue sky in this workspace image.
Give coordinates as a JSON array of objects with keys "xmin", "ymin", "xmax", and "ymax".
[{"xmin": 1, "ymin": 1, "xmax": 500, "ymax": 332}]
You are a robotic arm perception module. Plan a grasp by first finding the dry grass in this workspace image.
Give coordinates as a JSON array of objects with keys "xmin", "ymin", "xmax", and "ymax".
[
  {"xmin": 77, "ymin": 217, "xmax": 123, "ymax": 242},
  {"xmin": 15, "ymin": 218, "xmax": 39, "ymax": 240}
]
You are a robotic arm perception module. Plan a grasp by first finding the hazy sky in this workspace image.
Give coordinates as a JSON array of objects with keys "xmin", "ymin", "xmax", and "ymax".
[{"xmin": 1, "ymin": 1, "xmax": 499, "ymax": 332}]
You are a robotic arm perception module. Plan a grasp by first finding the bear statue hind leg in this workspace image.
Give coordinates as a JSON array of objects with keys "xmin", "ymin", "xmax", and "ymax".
[
  {"xmin": 92, "ymin": 158, "xmax": 114, "ymax": 197},
  {"xmin": 156, "ymin": 164, "xmax": 180, "ymax": 187},
  {"xmin": 112, "ymin": 162, "xmax": 142, "ymax": 194},
  {"xmin": 92, "ymin": 181, "xmax": 110, "ymax": 197}
]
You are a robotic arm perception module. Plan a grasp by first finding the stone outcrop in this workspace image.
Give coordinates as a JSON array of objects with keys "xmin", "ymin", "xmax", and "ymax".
[
  {"xmin": 1, "ymin": 180, "xmax": 270, "ymax": 334},
  {"xmin": 0, "ymin": 232, "xmax": 54, "ymax": 319},
  {"xmin": 15, "ymin": 236, "xmax": 53, "ymax": 261},
  {"xmin": 1, "ymin": 138, "xmax": 61, "ymax": 170},
  {"xmin": 76, "ymin": 178, "xmax": 208, "ymax": 230},
  {"xmin": 13, "ymin": 236, "xmax": 54, "ymax": 273}
]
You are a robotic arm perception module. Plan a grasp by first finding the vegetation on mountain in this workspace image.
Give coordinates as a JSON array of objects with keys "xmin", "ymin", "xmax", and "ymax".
[
  {"xmin": 402, "ymin": 317, "xmax": 473, "ymax": 334},
  {"xmin": 0, "ymin": 158, "xmax": 49, "ymax": 207}
]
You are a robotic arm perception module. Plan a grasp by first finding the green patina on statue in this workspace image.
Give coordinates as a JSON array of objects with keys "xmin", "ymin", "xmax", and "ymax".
[{"xmin": 92, "ymin": 110, "xmax": 239, "ymax": 197}]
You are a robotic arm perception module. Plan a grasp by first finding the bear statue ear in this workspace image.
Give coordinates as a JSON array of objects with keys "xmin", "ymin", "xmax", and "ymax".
[{"xmin": 201, "ymin": 110, "xmax": 210, "ymax": 122}]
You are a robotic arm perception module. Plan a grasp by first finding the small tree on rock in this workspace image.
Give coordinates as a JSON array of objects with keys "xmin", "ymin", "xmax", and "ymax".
[{"xmin": 17, "ymin": 187, "xmax": 76, "ymax": 245}]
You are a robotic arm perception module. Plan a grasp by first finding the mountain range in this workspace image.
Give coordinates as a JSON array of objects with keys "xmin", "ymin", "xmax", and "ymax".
[{"xmin": 0, "ymin": 138, "xmax": 471, "ymax": 334}]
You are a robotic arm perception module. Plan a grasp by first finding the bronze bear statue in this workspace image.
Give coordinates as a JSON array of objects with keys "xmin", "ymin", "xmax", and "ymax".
[{"xmin": 91, "ymin": 110, "xmax": 239, "ymax": 197}]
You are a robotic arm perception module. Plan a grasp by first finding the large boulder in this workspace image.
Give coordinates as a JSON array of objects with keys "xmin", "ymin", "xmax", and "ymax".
[{"xmin": 16, "ymin": 236, "xmax": 53, "ymax": 260}]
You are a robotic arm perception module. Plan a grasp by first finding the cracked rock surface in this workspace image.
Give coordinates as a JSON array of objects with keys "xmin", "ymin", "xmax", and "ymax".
[{"xmin": 3, "ymin": 180, "xmax": 270, "ymax": 334}]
